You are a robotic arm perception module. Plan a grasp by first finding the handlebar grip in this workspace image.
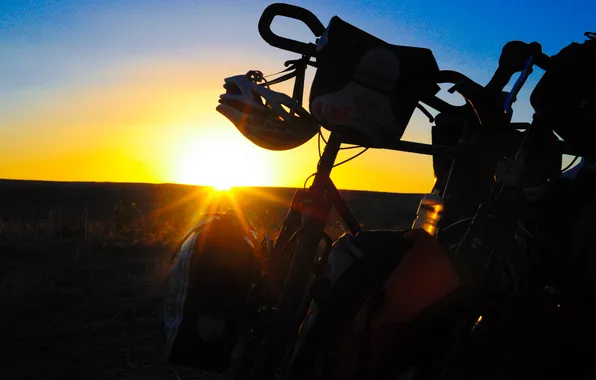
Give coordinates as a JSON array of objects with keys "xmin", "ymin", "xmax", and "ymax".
[{"xmin": 258, "ymin": 3, "xmax": 326, "ymax": 56}]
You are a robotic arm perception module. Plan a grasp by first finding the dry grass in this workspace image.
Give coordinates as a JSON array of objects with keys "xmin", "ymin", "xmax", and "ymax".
[
  {"xmin": 0, "ymin": 240, "xmax": 208, "ymax": 379},
  {"xmin": 0, "ymin": 199, "xmax": 350, "ymax": 379},
  {"xmin": 0, "ymin": 201, "xmax": 353, "ymax": 249},
  {"xmin": 0, "ymin": 182, "xmax": 420, "ymax": 379},
  {"xmin": 1, "ymin": 205, "xmax": 183, "ymax": 245}
]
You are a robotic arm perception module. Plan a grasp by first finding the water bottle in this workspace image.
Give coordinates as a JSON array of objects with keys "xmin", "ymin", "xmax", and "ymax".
[{"xmin": 412, "ymin": 190, "xmax": 444, "ymax": 236}]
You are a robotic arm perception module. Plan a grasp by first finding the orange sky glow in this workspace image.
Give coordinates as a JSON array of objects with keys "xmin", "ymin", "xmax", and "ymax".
[{"xmin": 1, "ymin": 54, "xmax": 437, "ymax": 193}]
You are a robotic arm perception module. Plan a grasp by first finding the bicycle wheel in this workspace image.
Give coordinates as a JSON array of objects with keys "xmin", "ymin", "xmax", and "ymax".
[{"xmin": 241, "ymin": 224, "xmax": 325, "ymax": 380}]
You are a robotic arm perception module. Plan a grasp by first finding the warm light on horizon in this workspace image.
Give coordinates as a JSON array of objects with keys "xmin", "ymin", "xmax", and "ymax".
[
  {"xmin": 171, "ymin": 125, "xmax": 276, "ymax": 190},
  {"xmin": 4, "ymin": 1, "xmax": 586, "ymax": 194},
  {"xmin": 0, "ymin": 0, "xmax": 439, "ymax": 195}
]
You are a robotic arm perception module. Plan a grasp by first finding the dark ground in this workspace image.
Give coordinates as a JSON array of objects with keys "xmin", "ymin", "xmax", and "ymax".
[
  {"xmin": 0, "ymin": 240, "xmax": 182, "ymax": 380},
  {"xmin": 0, "ymin": 180, "xmax": 421, "ymax": 379}
]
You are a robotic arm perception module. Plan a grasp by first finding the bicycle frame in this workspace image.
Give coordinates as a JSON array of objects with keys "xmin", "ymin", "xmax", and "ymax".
[
  {"xmin": 241, "ymin": 53, "xmax": 496, "ymax": 379},
  {"xmin": 239, "ymin": 25, "xmax": 591, "ymax": 379},
  {"xmin": 244, "ymin": 126, "xmax": 467, "ymax": 379},
  {"xmin": 234, "ymin": 7, "xmax": 596, "ymax": 378}
]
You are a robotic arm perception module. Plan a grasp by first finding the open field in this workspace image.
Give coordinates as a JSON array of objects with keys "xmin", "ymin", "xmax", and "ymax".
[{"xmin": 0, "ymin": 179, "xmax": 422, "ymax": 379}]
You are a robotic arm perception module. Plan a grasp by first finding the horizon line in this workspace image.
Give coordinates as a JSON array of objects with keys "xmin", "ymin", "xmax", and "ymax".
[{"xmin": 0, "ymin": 177, "xmax": 424, "ymax": 195}]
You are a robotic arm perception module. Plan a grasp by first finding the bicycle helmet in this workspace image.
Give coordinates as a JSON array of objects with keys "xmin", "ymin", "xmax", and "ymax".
[{"xmin": 216, "ymin": 73, "xmax": 320, "ymax": 151}]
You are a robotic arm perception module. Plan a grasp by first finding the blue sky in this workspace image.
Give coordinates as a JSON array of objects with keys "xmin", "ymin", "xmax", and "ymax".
[
  {"xmin": 3, "ymin": 0, "xmax": 593, "ymax": 114},
  {"xmin": 1, "ymin": 0, "xmax": 593, "ymax": 191}
]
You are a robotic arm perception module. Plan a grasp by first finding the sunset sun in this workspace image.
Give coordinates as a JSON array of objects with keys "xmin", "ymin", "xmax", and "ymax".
[{"xmin": 173, "ymin": 128, "xmax": 274, "ymax": 189}]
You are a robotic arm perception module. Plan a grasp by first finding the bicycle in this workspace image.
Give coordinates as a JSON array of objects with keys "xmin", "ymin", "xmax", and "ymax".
[{"xmin": 216, "ymin": 4, "xmax": 595, "ymax": 379}]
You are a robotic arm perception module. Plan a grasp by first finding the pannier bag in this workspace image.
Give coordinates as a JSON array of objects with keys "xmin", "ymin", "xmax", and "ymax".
[
  {"xmin": 329, "ymin": 229, "xmax": 462, "ymax": 379},
  {"xmin": 289, "ymin": 229, "xmax": 463, "ymax": 379},
  {"xmin": 164, "ymin": 211, "xmax": 263, "ymax": 371},
  {"xmin": 531, "ymin": 33, "xmax": 596, "ymax": 158},
  {"xmin": 309, "ymin": 16, "xmax": 441, "ymax": 147},
  {"xmin": 431, "ymin": 114, "xmax": 563, "ymax": 226}
]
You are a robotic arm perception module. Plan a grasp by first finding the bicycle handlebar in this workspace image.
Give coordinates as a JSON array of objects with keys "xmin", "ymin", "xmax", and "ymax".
[
  {"xmin": 256, "ymin": 4, "xmax": 554, "ymax": 128},
  {"xmin": 258, "ymin": 3, "xmax": 326, "ymax": 57},
  {"xmin": 419, "ymin": 70, "xmax": 479, "ymax": 114},
  {"xmin": 424, "ymin": 42, "xmax": 551, "ymax": 116},
  {"xmin": 486, "ymin": 41, "xmax": 549, "ymax": 91}
]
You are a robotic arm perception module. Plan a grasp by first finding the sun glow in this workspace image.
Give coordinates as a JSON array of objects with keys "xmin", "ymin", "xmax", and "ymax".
[{"xmin": 173, "ymin": 127, "xmax": 275, "ymax": 189}]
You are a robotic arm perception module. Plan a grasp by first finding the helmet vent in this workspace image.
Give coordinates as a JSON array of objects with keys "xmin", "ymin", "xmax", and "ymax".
[
  {"xmin": 251, "ymin": 90, "xmax": 268, "ymax": 107},
  {"xmin": 281, "ymin": 104, "xmax": 292, "ymax": 115}
]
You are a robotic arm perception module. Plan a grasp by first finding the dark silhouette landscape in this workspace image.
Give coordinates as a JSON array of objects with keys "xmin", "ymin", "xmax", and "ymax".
[{"xmin": 0, "ymin": 179, "xmax": 422, "ymax": 379}]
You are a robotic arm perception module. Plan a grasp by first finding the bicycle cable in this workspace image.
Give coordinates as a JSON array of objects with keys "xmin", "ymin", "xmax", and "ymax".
[
  {"xmin": 318, "ymin": 130, "xmax": 358, "ymax": 158},
  {"xmin": 304, "ymin": 172, "xmax": 316, "ymax": 189},
  {"xmin": 318, "ymin": 130, "xmax": 323, "ymax": 158},
  {"xmin": 308, "ymin": 138, "xmax": 369, "ymax": 188},
  {"xmin": 318, "ymin": 131, "xmax": 363, "ymax": 150},
  {"xmin": 333, "ymin": 147, "xmax": 369, "ymax": 168}
]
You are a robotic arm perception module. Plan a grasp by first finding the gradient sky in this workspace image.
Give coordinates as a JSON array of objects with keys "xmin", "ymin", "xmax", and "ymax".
[{"xmin": 1, "ymin": 0, "xmax": 593, "ymax": 193}]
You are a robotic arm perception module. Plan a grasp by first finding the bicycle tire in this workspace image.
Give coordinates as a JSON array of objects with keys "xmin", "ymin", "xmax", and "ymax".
[{"xmin": 244, "ymin": 224, "xmax": 325, "ymax": 380}]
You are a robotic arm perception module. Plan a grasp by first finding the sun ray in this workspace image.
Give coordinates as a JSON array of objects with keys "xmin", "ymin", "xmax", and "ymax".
[
  {"xmin": 226, "ymin": 191, "xmax": 254, "ymax": 236},
  {"xmin": 225, "ymin": 190, "xmax": 269, "ymax": 271},
  {"xmin": 233, "ymin": 187, "xmax": 292, "ymax": 209},
  {"xmin": 156, "ymin": 186, "xmax": 207, "ymax": 214},
  {"xmin": 187, "ymin": 190, "xmax": 224, "ymax": 227}
]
